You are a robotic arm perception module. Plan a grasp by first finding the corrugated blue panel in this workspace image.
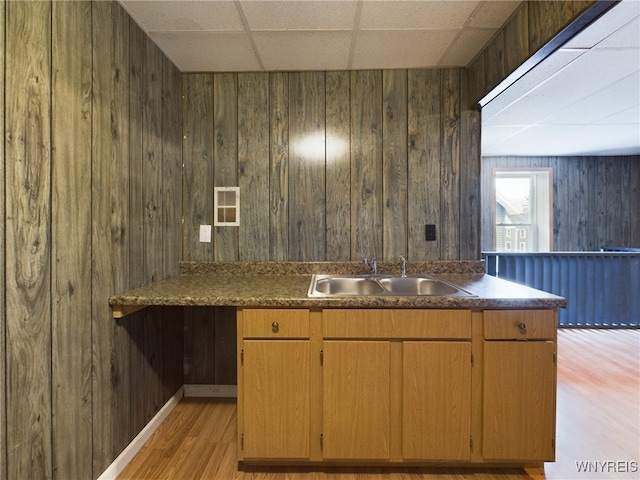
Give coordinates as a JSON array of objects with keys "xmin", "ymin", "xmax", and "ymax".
[{"xmin": 483, "ymin": 252, "xmax": 640, "ymax": 328}]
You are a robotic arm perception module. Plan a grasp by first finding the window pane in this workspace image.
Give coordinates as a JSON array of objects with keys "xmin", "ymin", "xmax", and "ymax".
[{"xmin": 495, "ymin": 177, "xmax": 531, "ymax": 224}]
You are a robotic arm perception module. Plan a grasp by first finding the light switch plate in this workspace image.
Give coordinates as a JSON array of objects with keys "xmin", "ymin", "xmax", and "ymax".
[{"xmin": 199, "ymin": 225, "xmax": 212, "ymax": 243}]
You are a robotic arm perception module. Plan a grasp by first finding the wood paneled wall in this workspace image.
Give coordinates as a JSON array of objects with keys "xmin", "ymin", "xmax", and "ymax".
[
  {"xmin": 482, "ymin": 156, "xmax": 640, "ymax": 252},
  {"xmin": 465, "ymin": 0, "xmax": 597, "ymax": 107},
  {"xmin": 181, "ymin": 69, "xmax": 481, "ymax": 384},
  {"xmin": 1, "ymin": 2, "xmax": 183, "ymax": 479},
  {"xmin": 183, "ymin": 69, "xmax": 479, "ymax": 263}
]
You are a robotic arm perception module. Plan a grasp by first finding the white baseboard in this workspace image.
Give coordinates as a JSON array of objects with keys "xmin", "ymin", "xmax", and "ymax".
[
  {"xmin": 183, "ymin": 384, "xmax": 237, "ymax": 398},
  {"xmin": 97, "ymin": 386, "xmax": 184, "ymax": 480}
]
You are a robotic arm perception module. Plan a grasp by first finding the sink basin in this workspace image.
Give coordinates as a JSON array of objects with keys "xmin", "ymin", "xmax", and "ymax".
[
  {"xmin": 308, "ymin": 274, "xmax": 475, "ymax": 297},
  {"xmin": 377, "ymin": 276, "xmax": 459, "ymax": 296},
  {"xmin": 312, "ymin": 276, "xmax": 386, "ymax": 296}
]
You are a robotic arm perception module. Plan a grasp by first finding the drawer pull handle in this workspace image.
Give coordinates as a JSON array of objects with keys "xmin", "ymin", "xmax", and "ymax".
[
  {"xmin": 518, "ymin": 322, "xmax": 526, "ymax": 331},
  {"xmin": 272, "ymin": 322, "xmax": 280, "ymax": 333}
]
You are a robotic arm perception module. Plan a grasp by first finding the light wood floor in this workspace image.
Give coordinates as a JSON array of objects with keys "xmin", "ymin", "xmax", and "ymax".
[{"xmin": 117, "ymin": 329, "xmax": 639, "ymax": 480}]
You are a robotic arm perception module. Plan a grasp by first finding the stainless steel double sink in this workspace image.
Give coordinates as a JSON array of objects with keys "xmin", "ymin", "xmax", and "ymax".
[{"xmin": 307, "ymin": 274, "xmax": 475, "ymax": 297}]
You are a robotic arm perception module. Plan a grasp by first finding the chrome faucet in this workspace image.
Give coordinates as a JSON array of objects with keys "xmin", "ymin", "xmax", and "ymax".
[
  {"xmin": 400, "ymin": 255, "xmax": 407, "ymax": 277},
  {"xmin": 363, "ymin": 256, "xmax": 377, "ymax": 275}
]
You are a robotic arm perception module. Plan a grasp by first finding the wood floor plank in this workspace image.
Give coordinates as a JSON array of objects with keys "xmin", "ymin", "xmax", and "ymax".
[{"xmin": 117, "ymin": 329, "xmax": 639, "ymax": 480}]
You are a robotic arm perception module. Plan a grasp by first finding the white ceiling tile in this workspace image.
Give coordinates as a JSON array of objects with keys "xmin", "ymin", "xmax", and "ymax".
[
  {"xmin": 439, "ymin": 27, "xmax": 495, "ymax": 66},
  {"xmin": 594, "ymin": 16, "xmax": 640, "ymax": 49},
  {"xmin": 564, "ymin": 0, "xmax": 639, "ymax": 49},
  {"xmin": 352, "ymin": 30, "xmax": 458, "ymax": 69},
  {"xmin": 542, "ymin": 71, "xmax": 640, "ymax": 126},
  {"xmin": 595, "ymin": 104, "xmax": 640, "ymax": 125},
  {"xmin": 466, "ymin": 1, "xmax": 521, "ymax": 28},
  {"xmin": 240, "ymin": 0, "xmax": 358, "ymax": 30},
  {"xmin": 485, "ymin": 48, "xmax": 640, "ymax": 127},
  {"xmin": 121, "ymin": 0, "xmax": 244, "ymax": 32},
  {"xmin": 482, "ymin": 49, "xmax": 585, "ymax": 124},
  {"xmin": 150, "ymin": 32, "xmax": 260, "ymax": 72},
  {"xmin": 253, "ymin": 31, "xmax": 352, "ymax": 71},
  {"xmin": 359, "ymin": 0, "xmax": 478, "ymax": 30},
  {"xmin": 564, "ymin": 124, "xmax": 640, "ymax": 155}
]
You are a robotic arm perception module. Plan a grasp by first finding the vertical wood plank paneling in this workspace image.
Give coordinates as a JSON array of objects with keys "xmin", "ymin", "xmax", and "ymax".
[
  {"xmin": 627, "ymin": 157, "xmax": 640, "ymax": 245},
  {"xmin": 503, "ymin": 4, "xmax": 529, "ymax": 75},
  {"xmin": 142, "ymin": 36, "xmax": 165, "ymax": 423},
  {"xmin": 2, "ymin": 2, "xmax": 185, "ymax": 476},
  {"xmin": 127, "ymin": 18, "xmax": 147, "ymax": 439},
  {"xmin": 408, "ymin": 70, "xmax": 441, "ymax": 260},
  {"xmin": 351, "ymin": 70, "xmax": 383, "ymax": 260},
  {"xmin": 270, "ymin": 72, "xmax": 290, "ymax": 261},
  {"xmin": 143, "ymin": 37, "xmax": 164, "ymax": 285},
  {"xmin": 595, "ymin": 158, "xmax": 608, "ymax": 249},
  {"xmin": 0, "ymin": 0, "xmax": 6, "ymax": 477},
  {"xmin": 573, "ymin": 0, "xmax": 596, "ymax": 16},
  {"xmin": 213, "ymin": 73, "xmax": 239, "ymax": 261},
  {"xmin": 51, "ymin": 2, "xmax": 92, "ymax": 478},
  {"xmin": 482, "ymin": 156, "xmax": 640, "ymax": 252},
  {"xmin": 162, "ymin": 59, "xmax": 183, "ymax": 277},
  {"xmin": 460, "ymin": 106, "xmax": 481, "ymax": 259},
  {"xmin": 111, "ymin": 3, "xmax": 134, "ymax": 458},
  {"xmin": 5, "ymin": 2, "xmax": 52, "ymax": 478},
  {"xmin": 605, "ymin": 157, "xmax": 623, "ymax": 248},
  {"xmin": 440, "ymin": 69, "xmax": 461, "ymax": 260},
  {"xmin": 238, "ymin": 73, "xmax": 270, "ymax": 261},
  {"xmin": 529, "ymin": 0, "xmax": 575, "ymax": 55},
  {"xmin": 465, "ymin": 53, "xmax": 485, "ymax": 109},
  {"xmin": 585, "ymin": 157, "xmax": 598, "ymax": 250},
  {"xmin": 182, "ymin": 74, "xmax": 214, "ymax": 261},
  {"xmin": 214, "ymin": 306, "xmax": 238, "ymax": 385},
  {"xmin": 162, "ymin": 58, "xmax": 184, "ymax": 399},
  {"xmin": 484, "ymin": 31, "xmax": 505, "ymax": 94},
  {"xmin": 91, "ymin": 2, "xmax": 113, "ymax": 473},
  {"xmin": 184, "ymin": 307, "xmax": 217, "ymax": 384},
  {"xmin": 325, "ymin": 71, "xmax": 351, "ymax": 261},
  {"xmin": 382, "ymin": 70, "xmax": 408, "ymax": 261},
  {"xmin": 289, "ymin": 72, "xmax": 327, "ymax": 261},
  {"xmin": 181, "ymin": 74, "xmax": 216, "ymax": 386},
  {"xmin": 570, "ymin": 157, "xmax": 588, "ymax": 250}
]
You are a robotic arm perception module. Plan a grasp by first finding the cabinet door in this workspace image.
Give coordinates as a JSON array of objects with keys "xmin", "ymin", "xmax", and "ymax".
[
  {"xmin": 402, "ymin": 341, "xmax": 472, "ymax": 460},
  {"xmin": 483, "ymin": 341, "xmax": 556, "ymax": 461},
  {"xmin": 322, "ymin": 341, "xmax": 390, "ymax": 460},
  {"xmin": 242, "ymin": 340, "xmax": 310, "ymax": 459}
]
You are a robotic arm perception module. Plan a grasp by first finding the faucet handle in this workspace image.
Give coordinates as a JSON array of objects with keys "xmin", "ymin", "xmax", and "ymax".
[{"xmin": 399, "ymin": 255, "xmax": 407, "ymax": 277}]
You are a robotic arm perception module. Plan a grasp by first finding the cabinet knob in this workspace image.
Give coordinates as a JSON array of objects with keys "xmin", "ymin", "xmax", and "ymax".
[
  {"xmin": 272, "ymin": 321, "xmax": 280, "ymax": 333},
  {"xmin": 518, "ymin": 322, "xmax": 526, "ymax": 331}
]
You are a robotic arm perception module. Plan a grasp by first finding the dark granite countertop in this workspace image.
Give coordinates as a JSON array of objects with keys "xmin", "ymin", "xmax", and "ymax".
[{"xmin": 109, "ymin": 261, "xmax": 567, "ymax": 316}]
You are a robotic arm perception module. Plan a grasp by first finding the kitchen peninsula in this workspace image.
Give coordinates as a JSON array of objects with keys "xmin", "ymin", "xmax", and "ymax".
[
  {"xmin": 109, "ymin": 260, "xmax": 565, "ymax": 313},
  {"xmin": 109, "ymin": 261, "xmax": 566, "ymax": 468}
]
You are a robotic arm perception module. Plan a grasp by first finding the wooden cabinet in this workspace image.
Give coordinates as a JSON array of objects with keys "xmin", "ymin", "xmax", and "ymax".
[
  {"xmin": 238, "ymin": 309, "xmax": 311, "ymax": 460},
  {"xmin": 322, "ymin": 340, "xmax": 390, "ymax": 460},
  {"xmin": 482, "ymin": 310, "xmax": 557, "ymax": 462},
  {"xmin": 321, "ymin": 309, "xmax": 472, "ymax": 462},
  {"xmin": 402, "ymin": 341, "xmax": 471, "ymax": 461},
  {"xmin": 237, "ymin": 307, "xmax": 557, "ymax": 466}
]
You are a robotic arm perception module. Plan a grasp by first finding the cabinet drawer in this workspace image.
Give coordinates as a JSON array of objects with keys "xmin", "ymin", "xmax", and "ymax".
[
  {"xmin": 242, "ymin": 309, "xmax": 310, "ymax": 339},
  {"xmin": 484, "ymin": 310, "xmax": 556, "ymax": 340},
  {"xmin": 323, "ymin": 309, "xmax": 471, "ymax": 339}
]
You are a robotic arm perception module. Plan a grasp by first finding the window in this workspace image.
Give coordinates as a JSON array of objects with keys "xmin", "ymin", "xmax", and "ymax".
[
  {"xmin": 493, "ymin": 169, "xmax": 552, "ymax": 252},
  {"xmin": 214, "ymin": 187, "xmax": 240, "ymax": 226}
]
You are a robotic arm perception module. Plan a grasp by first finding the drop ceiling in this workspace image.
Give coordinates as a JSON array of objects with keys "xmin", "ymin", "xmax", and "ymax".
[
  {"xmin": 120, "ymin": 0, "xmax": 640, "ymax": 157},
  {"xmin": 482, "ymin": 0, "xmax": 640, "ymax": 157},
  {"xmin": 119, "ymin": 0, "xmax": 521, "ymax": 71}
]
